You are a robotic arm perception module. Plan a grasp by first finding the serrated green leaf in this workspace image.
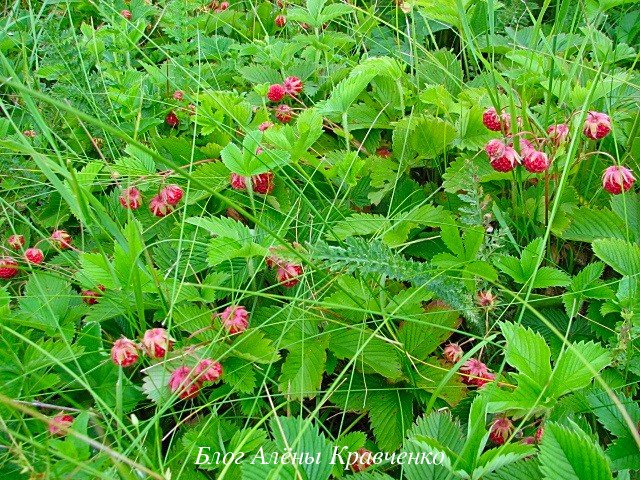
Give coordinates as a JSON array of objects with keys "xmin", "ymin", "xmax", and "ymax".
[
  {"xmin": 279, "ymin": 340, "xmax": 327, "ymax": 400},
  {"xmin": 592, "ymin": 238, "xmax": 640, "ymax": 276},
  {"xmin": 500, "ymin": 322, "xmax": 552, "ymax": 387},
  {"xmin": 548, "ymin": 341, "xmax": 610, "ymax": 398},
  {"xmin": 538, "ymin": 422, "xmax": 613, "ymax": 480}
]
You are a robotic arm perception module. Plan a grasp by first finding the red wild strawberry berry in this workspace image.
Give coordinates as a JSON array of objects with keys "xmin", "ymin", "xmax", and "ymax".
[
  {"xmin": 547, "ymin": 123, "xmax": 569, "ymax": 145},
  {"xmin": 111, "ymin": 338, "xmax": 139, "ymax": 367},
  {"xmin": 476, "ymin": 290, "xmax": 497, "ymax": 308},
  {"xmin": 277, "ymin": 262, "xmax": 303, "ymax": 288},
  {"xmin": 24, "ymin": 248, "xmax": 44, "ymax": 264},
  {"xmin": 230, "ymin": 173, "xmax": 247, "ymax": 190},
  {"xmin": 120, "ymin": 9, "xmax": 132, "ymax": 20},
  {"xmin": 489, "ymin": 144, "xmax": 519, "ymax": 173},
  {"xmin": 149, "ymin": 195, "xmax": 172, "ymax": 217},
  {"xmin": 165, "ymin": 111, "xmax": 179, "ymax": 128},
  {"xmin": 215, "ymin": 1, "xmax": 229, "ymax": 12},
  {"xmin": 142, "ymin": 328, "xmax": 174, "ymax": 358},
  {"xmin": 350, "ymin": 448, "xmax": 374, "ymax": 473},
  {"xmin": 168, "ymin": 366, "xmax": 201, "ymax": 400},
  {"xmin": 7, "ymin": 234, "xmax": 25, "ymax": 250},
  {"xmin": 161, "ymin": 184, "xmax": 184, "ymax": 205},
  {"xmin": 274, "ymin": 14, "xmax": 287, "ymax": 27},
  {"xmin": 460, "ymin": 358, "xmax": 495, "ymax": 387},
  {"xmin": 258, "ymin": 121, "xmax": 274, "ymax": 131},
  {"xmin": 283, "ymin": 76, "xmax": 303, "ymax": 96},
  {"xmin": 266, "ymin": 84, "xmax": 286, "ymax": 102},
  {"xmin": 82, "ymin": 289, "xmax": 102, "ymax": 305},
  {"xmin": 119, "ymin": 186, "xmax": 142, "ymax": 210},
  {"xmin": 482, "ymin": 107, "xmax": 502, "ymax": 131},
  {"xmin": 49, "ymin": 414, "xmax": 74, "ymax": 436},
  {"xmin": 275, "ymin": 104, "xmax": 293, "ymax": 123},
  {"xmin": 51, "ymin": 230, "xmax": 72, "ymax": 249},
  {"xmin": 252, "ymin": 171, "xmax": 274, "ymax": 194},
  {"xmin": 583, "ymin": 111, "xmax": 611, "ymax": 140},
  {"xmin": 219, "ymin": 305, "xmax": 249, "ymax": 335},
  {"xmin": 173, "ymin": 90, "xmax": 184, "ymax": 100},
  {"xmin": 522, "ymin": 149, "xmax": 550, "ymax": 173},
  {"xmin": 194, "ymin": 359, "xmax": 223, "ymax": 382},
  {"xmin": 443, "ymin": 343, "xmax": 463, "ymax": 363},
  {"xmin": 489, "ymin": 417, "xmax": 514, "ymax": 445},
  {"xmin": 602, "ymin": 165, "xmax": 635, "ymax": 195},
  {"xmin": 376, "ymin": 146, "xmax": 392, "ymax": 158},
  {"xmin": 0, "ymin": 257, "xmax": 19, "ymax": 279}
]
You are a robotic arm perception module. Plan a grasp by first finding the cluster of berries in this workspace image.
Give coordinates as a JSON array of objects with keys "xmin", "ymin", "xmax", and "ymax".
[
  {"xmin": 111, "ymin": 310, "xmax": 248, "ymax": 401},
  {"xmin": 0, "ymin": 230, "xmax": 75, "ymax": 279},
  {"xmin": 266, "ymin": 247, "xmax": 304, "ymax": 288},
  {"xmin": 482, "ymin": 108, "xmax": 636, "ymax": 194},
  {"xmin": 488, "ymin": 416, "xmax": 544, "ymax": 446},
  {"xmin": 207, "ymin": 1, "xmax": 230, "ymax": 13},
  {"xmin": 442, "ymin": 344, "xmax": 495, "ymax": 388},
  {"xmin": 164, "ymin": 90, "xmax": 198, "ymax": 128},
  {"xmin": 119, "ymin": 184, "xmax": 184, "ymax": 217},
  {"xmin": 230, "ymin": 171, "xmax": 275, "ymax": 195},
  {"xmin": 110, "ymin": 328, "xmax": 174, "ymax": 367},
  {"xmin": 266, "ymin": 76, "xmax": 303, "ymax": 124}
]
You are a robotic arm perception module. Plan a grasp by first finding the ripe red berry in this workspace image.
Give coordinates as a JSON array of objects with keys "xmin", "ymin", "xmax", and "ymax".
[
  {"xmin": 0, "ymin": 257, "xmax": 19, "ymax": 279},
  {"xmin": 274, "ymin": 14, "xmax": 287, "ymax": 28},
  {"xmin": 482, "ymin": 107, "xmax": 502, "ymax": 131},
  {"xmin": 219, "ymin": 305, "xmax": 249, "ymax": 334},
  {"xmin": 7, "ymin": 234, "xmax": 25, "ymax": 250},
  {"xmin": 230, "ymin": 173, "xmax": 247, "ymax": 190},
  {"xmin": 24, "ymin": 248, "xmax": 44, "ymax": 265},
  {"xmin": 275, "ymin": 104, "xmax": 293, "ymax": 123},
  {"xmin": 120, "ymin": 9, "xmax": 132, "ymax": 20},
  {"xmin": 51, "ymin": 230, "xmax": 72, "ymax": 249},
  {"xmin": 82, "ymin": 289, "xmax": 102, "ymax": 305},
  {"xmin": 49, "ymin": 414, "xmax": 74, "ymax": 436},
  {"xmin": 283, "ymin": 76, "xmax": 303, "ymax": 96},
  {"xmin": 266, "ymin": 84, "xmax": 286, "ymax": 102},
  {"xmin": 161, "ymin": 184, "xmax": 184, "ymax": 205},
  {"xmin": 149, "ymin": 195, "xmax": 172, "ymax": 217},
  {"xmin": 165, "ymin": 111, "xmax": 179, "ymax": 128},
  {"xmin": 258, "ymin": 121, "xmax": 274, "ymax": 131},
  {"xmin": 111, "ymin": 338, "xmax": 139, "ymax": 367},
  {"xmin": 602, "ymin": 165, "xmax": 635, "ymax": 195},
  {"xmin": 489, "ymin": 417, "xmax": 514, "ymax": 445},
  {"xmin": 460, "ymin": 358, "xmax": 495, "ymax": 387},
  {"xmin": 173, "ymin": 90, "xmax": 184, "ymax": 100},
  {"xmin": 522, "ymin": 149, "xmax": 550, "ymax": 173},
  {"xmin": 119, "ymin": 186, "xmax": 142, "ymax": 210},
  {"xmin": 168, "ymin": 366, "xmax": 201, "ymax": 400},
  {"xmin": 194, "ymin": 359, "xmax": 223, "ymax": 382},
  {"xmin": 487, "ymin": 143, "xmax": 519, "ymax": 173},
  {"xmin": 252, "ymin": 171, "xmax": 274, "ymax": 194},
  {"xmin": 350, "ymin": 448, "xmax": 374, "ymax": 472},
  {"xmin": 142, "ymin": 328, "xmax": 174, "ymax": 358},
  {"xmin": 276, "ymin": 262, "xmax": 302, "ymax": 287},
  {"xmin": 583, "ymin": 111, "xmax": 611, "ymax": 140},
  {"xmin": 376, "ymin": 147, "xmax": 392, "ymax": 158}
]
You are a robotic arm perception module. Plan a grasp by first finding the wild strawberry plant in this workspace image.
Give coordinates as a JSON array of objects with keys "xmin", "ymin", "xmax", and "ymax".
[{"xmin": 0, "ymin": 0, "xmax": 639, "ymax": 479}]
